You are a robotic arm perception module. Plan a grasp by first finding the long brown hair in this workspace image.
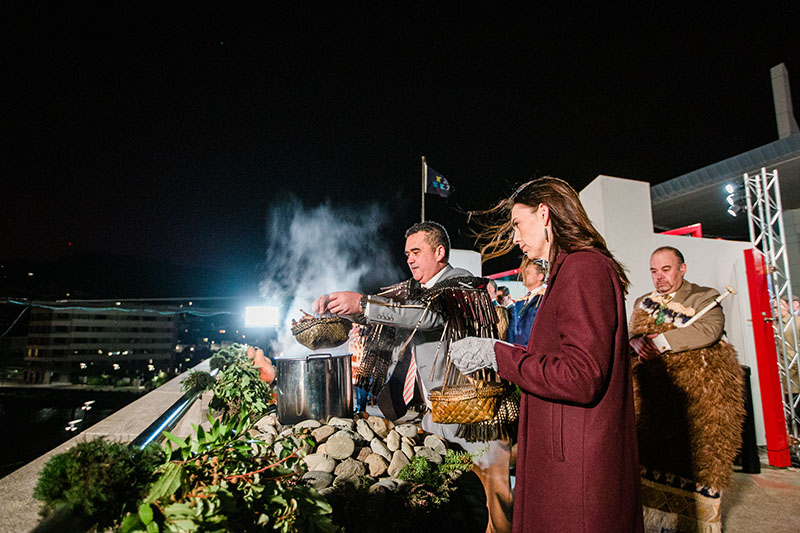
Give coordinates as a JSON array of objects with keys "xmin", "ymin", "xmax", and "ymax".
[{"xmin": 472, "ymin": 176, "xmax": 630, "ymax": 294}]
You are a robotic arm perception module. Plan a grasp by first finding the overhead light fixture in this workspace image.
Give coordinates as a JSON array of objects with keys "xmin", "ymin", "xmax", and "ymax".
[
  {"xmin": 245, "ymin": 306, "xmax": 280, "ymax": 327},
  {"xmin": 727, "ymin": 204, "xmax": 744, "ymax": 217}
]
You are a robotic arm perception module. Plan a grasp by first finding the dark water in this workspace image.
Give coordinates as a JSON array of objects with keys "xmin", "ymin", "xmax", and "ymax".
[{"xmin": 0, "ymin": 387, "xmax": 143, "ymax": 479}]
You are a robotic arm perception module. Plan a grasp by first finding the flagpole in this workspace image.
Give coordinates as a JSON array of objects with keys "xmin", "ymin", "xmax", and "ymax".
[{"xmin": 421, "ymin": 156, "xmax": 426, "ymax": 222}]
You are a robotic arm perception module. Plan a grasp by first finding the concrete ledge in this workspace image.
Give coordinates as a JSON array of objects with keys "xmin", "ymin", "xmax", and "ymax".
[{"xmin": 0, "ymin": 361, "xmax": 211, "ymax": 533}]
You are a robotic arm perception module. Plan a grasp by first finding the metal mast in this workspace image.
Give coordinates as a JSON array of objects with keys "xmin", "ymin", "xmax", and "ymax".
[{"xmin": 743, "ymin": 167, "xmax": 800, "ymax": 446}]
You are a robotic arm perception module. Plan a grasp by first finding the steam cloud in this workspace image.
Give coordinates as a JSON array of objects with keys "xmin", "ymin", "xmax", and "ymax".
[{"xmin": 259, "ymin": 199, "xmax": 403, "ymax": 356}]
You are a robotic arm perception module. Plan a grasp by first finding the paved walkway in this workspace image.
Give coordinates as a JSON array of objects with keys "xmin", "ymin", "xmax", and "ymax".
[{"xmin": 721, "ymin": 459, "xmax": 800, "ymax": 532}]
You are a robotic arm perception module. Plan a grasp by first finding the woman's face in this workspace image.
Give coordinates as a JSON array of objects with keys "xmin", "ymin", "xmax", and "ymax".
[{"xmin": 512, "ymin": 203, "xmax": 550, "ymax": 260}]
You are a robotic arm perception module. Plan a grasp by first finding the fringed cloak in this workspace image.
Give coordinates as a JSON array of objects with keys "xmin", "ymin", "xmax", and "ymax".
[{"xmin": 630, "ymin": 303, "xmax": 745, "ymax": 491}]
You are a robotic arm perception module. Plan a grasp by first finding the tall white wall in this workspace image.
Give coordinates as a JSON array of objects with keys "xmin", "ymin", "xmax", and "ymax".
[
  {"xmin": 580, "ymin": 175, "xmax": 764, "ymax": 443},
  {"xmin": 450, "ymin": 249, "xmax": 483, "ymax": 277}
]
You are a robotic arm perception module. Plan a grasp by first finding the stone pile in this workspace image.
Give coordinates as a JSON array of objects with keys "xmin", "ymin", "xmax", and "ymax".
[{"xmin": 250, "ymin": 414, "xmax": 452, "ymax": 495}]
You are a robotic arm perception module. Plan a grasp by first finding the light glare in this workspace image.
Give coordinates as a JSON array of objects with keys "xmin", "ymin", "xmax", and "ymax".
[{"xmin": 245, "ymin": 306, "xmax": 280, "ymax": 327}]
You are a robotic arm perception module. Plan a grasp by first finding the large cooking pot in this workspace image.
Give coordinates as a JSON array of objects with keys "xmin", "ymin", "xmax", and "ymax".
[{"xmin": 275, "ymin": 353, "xmax": 353, "ymax": 425}]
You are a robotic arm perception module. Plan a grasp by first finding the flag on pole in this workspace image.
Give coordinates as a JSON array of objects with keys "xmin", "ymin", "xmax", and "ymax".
[{"xmin": 425, "ymin": 165, "xmax": 451, "ymax": 198}]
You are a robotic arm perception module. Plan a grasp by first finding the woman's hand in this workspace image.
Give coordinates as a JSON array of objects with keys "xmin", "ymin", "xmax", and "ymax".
[{"xmin": 449, "ymin": 337, "xmax": 498, "ymax": 374}]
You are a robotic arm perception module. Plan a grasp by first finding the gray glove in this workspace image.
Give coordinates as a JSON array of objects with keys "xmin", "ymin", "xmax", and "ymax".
[{"xmin": 449, "ymin": 337, "xmax": 498, "ymax": 374}]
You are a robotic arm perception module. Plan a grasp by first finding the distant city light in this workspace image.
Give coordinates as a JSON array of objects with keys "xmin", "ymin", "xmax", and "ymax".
[
  {"xmin": 245, "ymin": 306, "xmax": 280, "ymax": 327},
  {"xmin": 219, "ymin": 329, "xmax": 226, "ymax": 334}
]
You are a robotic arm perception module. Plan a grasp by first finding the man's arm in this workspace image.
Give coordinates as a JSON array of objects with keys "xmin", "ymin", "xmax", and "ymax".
[{"xmin": 364, "ymin": 295, "xmax": 446, "ymax": 331}]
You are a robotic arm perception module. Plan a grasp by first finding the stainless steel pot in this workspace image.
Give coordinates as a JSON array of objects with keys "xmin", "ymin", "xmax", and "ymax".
[{"xmin": 275, "ymin": 353, "xmax": 353, "ymax": 424}]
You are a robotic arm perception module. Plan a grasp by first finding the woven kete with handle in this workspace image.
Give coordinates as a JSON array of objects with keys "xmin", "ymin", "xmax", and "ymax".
[
  {"xmin": 291, "ymin": 316, "xmax": 351, "ymax": 351},
  {"xmin": 429, "ymin": 381, "xmax": 505, "ymax": 424}
]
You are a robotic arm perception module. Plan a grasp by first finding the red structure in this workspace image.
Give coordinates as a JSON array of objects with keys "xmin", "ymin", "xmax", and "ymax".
[
  {"xmin": 661, "ymin": 222, "xmax": 704, "ymax": 238},
  {"xmin": 744, "ymin": 248, "xmax": 791, "ymax": 466}
]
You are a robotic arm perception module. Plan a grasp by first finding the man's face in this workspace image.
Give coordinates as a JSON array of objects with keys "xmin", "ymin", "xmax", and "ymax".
[
  {"xmin": 650, "ymin": 250, "xmax": 686, "ymax": 294},
  {"xmin": 524, "ymin": 264, "xmax": 544, "ymax": 290},
  {"xmin": 496, "ymin": 289, "xmax": 506, "ymax": 304},
  {"xmin": 794, "ymin": 300, "xmax": 800, "ymax": 313},
  {"xmin": 405, "ymin": 231, "xmax": 445, "ymax": 284}
]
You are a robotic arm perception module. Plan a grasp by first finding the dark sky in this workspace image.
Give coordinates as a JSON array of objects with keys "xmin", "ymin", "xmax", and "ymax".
[{"xmin": 3, "ymin": 4, "xmax": 799, "ymax": 282}]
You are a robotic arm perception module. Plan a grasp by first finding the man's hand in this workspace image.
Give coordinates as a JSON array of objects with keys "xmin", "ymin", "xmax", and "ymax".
[
  {"xmin": 630, "ymin": 334, "xmax": 661, "ymax": 362},
  {"xmin": 326, "ymin": 291, "xmax": 364, "ymax": 316},
  {"xmin": 312, "ymin": 294, "xmax": 331, "ymax": 315}
]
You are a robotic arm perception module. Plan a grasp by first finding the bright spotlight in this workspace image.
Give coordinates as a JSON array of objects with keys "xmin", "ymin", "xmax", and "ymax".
[
  {"xmin": 728, "ymin": 204, "xmax": 744, "ymax": 217},
  {"xmin": 245, "ymin": 306, "xmax": 280, "ymax": 327},
  {"xmin": 725, "ymin": 183, "xmax": 735, "ymax": 194}
]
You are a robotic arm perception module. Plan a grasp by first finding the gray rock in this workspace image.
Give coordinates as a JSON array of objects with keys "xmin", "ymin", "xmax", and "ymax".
[
  {"xmin": 304, "ymin": 453, "xmax": 336, "ymax": 473},
  {"xmin": 316, "ymin": 443, "xmax": 327, "ymax": 455},
  {"xmin": 387, "ymin": 450, "xmax": 410, "ymax": 477},
  {"xmin": 395, "ymin": 423, "xmax": 418, "ymax": 439},
  {"xmin": 365, "ymin": 454, "xmax": 389, "ymax": 477},
  {"xmin": 374, "ymin": 478, "xmax": 398, "ymax": 492},
  {"xmin": 254, "ymin": 413, "xmax": 279, "ymax": 430},
  {"xmin": 311, "ymin": 425, "xmax": 336, "ymax": 444},
  {"xmin": 294, "ymin": 419, "xmax": 322, "ymax": 431},
  {"xmin": 394, "ymin": 479, "xmax": 412, "ymax": 494},
  {"xmin": 333, "ymin": 475, "xmax": 362, "ymax": 490},
  {"xmin": 424, "ymin": 434, "xmax": 447, "ymax": 455},
  {"xmin": 355, "ymin": 419, "xmax": 376, "ymax": 441},
  {"xmin": 260, "ymin": 425, "xmax": 278, "ymax": 440},
  {"xmin": 303, "ymin": 471, "xmax": 333, "ymax": 490},
  {"xmin": 327, "ymin": 417, "xmax": 355, "ymax": 431},
  {"xmin": 367, "ymin": 415, "xmax": 391, "ymax": 438},
  {"xmin": 248, "ymin": 428, "xmax": 262, "ymax": 438},
  {"xmin": 319, "ymin": 486, "xmax": 337, "ymax": 497},
  {"xmin": 279, "ymin": 427, "xmax": 294, "ymax": 438},
  {"xmin": 334, "ymin": 457, "xmax": 366, "ymax": 478},
  {"xmin": 385, "ymin": 429, "xmax": 401, "ymax": 451},
  {"xmin": 401, "ymin": 435, "xmax": 416, "ymax": 446},
  {"xmin": 414, "ymin": 446, "xmax": 443, "ymax": 464},
  {"xmin": 326, "ymin": 430, "xmax": 356, "ymax": 460},
  {"xmin": 401, "ymin": 442, "xmax": 415, "ymax": 460},
  {"xmin": 370, "ymin": 438, "xmax": 392, "ymax": 461}
]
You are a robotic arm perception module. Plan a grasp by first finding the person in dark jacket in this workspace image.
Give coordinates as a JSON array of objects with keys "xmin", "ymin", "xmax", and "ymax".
[{"xmin": 450, "ymin": 177, "xmax": 644, "ymax": 533}]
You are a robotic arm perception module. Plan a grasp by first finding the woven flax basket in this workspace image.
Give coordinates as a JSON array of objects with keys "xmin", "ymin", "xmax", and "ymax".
[
  {"xmin": 430, "ymin": 381, "xmax": 505, "ymax": 424},
  {"xmin": 291, "ymin": 316, "xmax": 351, "ymax": 351}
]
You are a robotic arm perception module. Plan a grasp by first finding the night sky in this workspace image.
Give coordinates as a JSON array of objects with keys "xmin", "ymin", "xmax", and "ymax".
[{"xmin": 3, "ymin": 4, "xmax": 799, "ymax": 291}]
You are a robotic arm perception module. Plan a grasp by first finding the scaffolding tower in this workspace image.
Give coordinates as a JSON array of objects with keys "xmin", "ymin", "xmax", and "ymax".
[{"xmin": 743, "ymin": 167, "xmax": 800, "ymax": 449}]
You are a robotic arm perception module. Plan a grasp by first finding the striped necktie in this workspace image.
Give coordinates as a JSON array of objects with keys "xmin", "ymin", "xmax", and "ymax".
[{"xmin": 402, "ymin": 351, "xmax": 417, "ymax": 405}]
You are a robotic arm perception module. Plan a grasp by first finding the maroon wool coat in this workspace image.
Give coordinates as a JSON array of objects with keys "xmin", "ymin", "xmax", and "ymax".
[{"xmin": 494, "ymin": 250, "xmax": 643, "ymax": 533}]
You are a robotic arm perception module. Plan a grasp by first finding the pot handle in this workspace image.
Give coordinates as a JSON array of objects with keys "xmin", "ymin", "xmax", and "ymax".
[{"xmin": 307, "ymin": 353, "xmax": 334, "ymax": 360}]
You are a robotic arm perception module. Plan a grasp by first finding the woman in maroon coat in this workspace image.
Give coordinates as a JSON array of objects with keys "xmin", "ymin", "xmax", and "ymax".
[{"xmin": 451, "ymin": 177, "xmax": 643, "ymax": 532}]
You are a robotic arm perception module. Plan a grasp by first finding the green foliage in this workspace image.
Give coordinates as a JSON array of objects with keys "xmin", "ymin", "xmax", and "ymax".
[
  {"xmin": 33, "ymin": 438, "xmax": 164, "ymax": 531},
  {"xmin": 87, "ymin": 374, "xmax": 112, "ymax": 386},
  {"xmin": 121, "ymin": 410, "xmax": 336, "ymax": 533},
  {"xmin": 180, "ymin": 370, "xmax": 216, "ymax": 395},
  {"xmin": 206, "ymin": 344, "xmax": 272, "ymax": 421},
  {"xmin": 397, "ymin": 449, "xmax": 475, "ymax": 507}
]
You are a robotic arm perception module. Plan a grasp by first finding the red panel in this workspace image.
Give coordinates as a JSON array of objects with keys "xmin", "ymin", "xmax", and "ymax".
[
  {"xmin": 661, "ymin": 222, "xmax": 704, "ymax": 238},
  {"xmin": 744, "ymin": 248, "xmax": 791, "ymax": 466}
]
